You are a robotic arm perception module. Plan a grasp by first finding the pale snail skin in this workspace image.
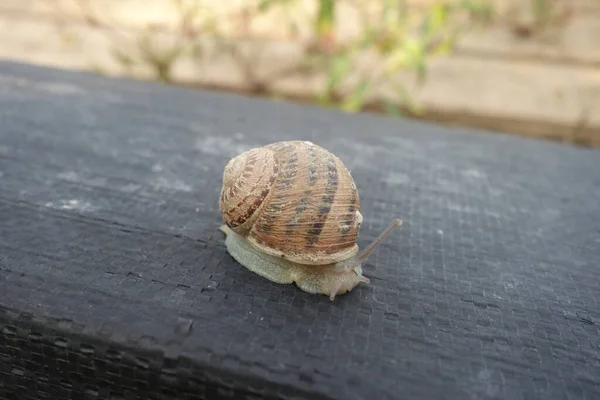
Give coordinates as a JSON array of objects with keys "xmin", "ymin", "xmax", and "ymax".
[{"xmin": 218, "ymin": 140, "xmax": 402, "ymax": 301}]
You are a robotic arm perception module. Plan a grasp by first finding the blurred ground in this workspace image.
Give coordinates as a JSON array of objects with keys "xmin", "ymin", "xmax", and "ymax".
[{"xmin": 1, "ymin": 0, "xmax": 599, "ymax": 146}]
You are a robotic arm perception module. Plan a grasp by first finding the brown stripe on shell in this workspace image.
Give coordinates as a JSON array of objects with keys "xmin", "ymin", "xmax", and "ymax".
[
  {"xmin": 245, "ymin": 141, "xmax": 360, "ymax": 265},
  {"xmin": 334, "ymin": 178, "xmax": 359, "ymax": 249},
  {"xmin": 322, "ymin": 157, "xmax": 360, "ymax": 254},
  {"xmin": 229, "ymin": 161, "xmax": 279, "ymax": 228},
  {"xmin": 285, "ymin": 143, "xmax": 318, "ymax": 236},
  {"xmin": 219, "ymin": 146, "xmax": 279, "ymax": 234},
  {"xmin": 222, "ymin": 152, "xmax": 267, "ymax": 219},
  {"xmin": 230, "ymin": 187, "xmax": 270, "ymax": 227},
  {"xmin": 258, "ymin": 143, "xmax": 298, "ymax": 234},
  {"xmin": 305, "ymin": 155, "xmax": 338, "ymax": 247},
  {"xmin": 281, "ymin": 142, "xmax": 319, "ymax": 240},
  {"xmin": 220, "ymin": 151, "xmax": 259, "ymax": 205},
  {"xmin": 285, "ymin": 189, "xmax": 311, "ymax": 237},
  {"xmin": 307, "ymin": 144, "xmax": 319, "ymax": 186}
]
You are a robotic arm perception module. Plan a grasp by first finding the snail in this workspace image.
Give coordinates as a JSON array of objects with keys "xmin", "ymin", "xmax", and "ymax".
[{"xmin": 218, "ymin": 140, "xmax": 402, "ymax": 301}]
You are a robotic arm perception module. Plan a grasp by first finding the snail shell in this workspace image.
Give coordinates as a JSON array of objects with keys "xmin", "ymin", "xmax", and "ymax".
[
  {"xmin": 220, "ymin": 140, "xmax": 362, "ymax": 264},
  {"xmin": 218, "ymin": 140, "xmax": 402, "ymax": 300}
]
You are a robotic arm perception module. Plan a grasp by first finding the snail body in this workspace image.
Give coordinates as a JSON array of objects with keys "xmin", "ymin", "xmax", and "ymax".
[{"xmin": 218, "ymin": 140, "xmax": 402, "ymax": 301}]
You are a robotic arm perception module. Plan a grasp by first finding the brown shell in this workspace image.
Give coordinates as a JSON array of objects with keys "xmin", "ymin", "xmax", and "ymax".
[{"xmin": 219, "ymin": 140, "xmax": 362, "ymax": 265}]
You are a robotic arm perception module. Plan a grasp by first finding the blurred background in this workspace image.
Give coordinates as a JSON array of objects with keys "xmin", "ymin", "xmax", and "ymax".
[{"xmin": 2, "ymin": 0, "xmax": 598, "ymax": 147}]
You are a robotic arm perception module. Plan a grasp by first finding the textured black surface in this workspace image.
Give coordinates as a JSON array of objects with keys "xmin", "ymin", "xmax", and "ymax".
[{"xmin": 0, "ymin": 59, "xmax": 599, "ymax": 400}]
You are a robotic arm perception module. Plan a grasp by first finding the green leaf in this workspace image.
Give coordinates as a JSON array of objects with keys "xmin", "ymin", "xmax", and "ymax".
[
  {"xmin": 381, "ymin": 0, "xmax": 393, "ymax": 21},
  {"xmin": 361, "ymin": 27, "xmax": 376, "ymax": 48},
  {"xmin": 414, "ymin": 58, "xmax": 427, "ymax": 83},
  {"xmin": 382, "ymin": 100, "xmax": 404, "ymax": 118},
  {"xmin": 386, "ymin": 37, "xmax": 426, "ymax": 73},
  {"xmin": 532, "ymin": 0, "xmax": 551, "ymax": 22},
  {"xmin": 421, "ymin": 2, "xmax": 450, "ymax": 36},
  {"xmin": 316, "ymin": 0, "xmax": 335, "ymax": 36},
  {"xmin": 289, "ymin": 21, "xmax": 299, "ymax": 37},
  {"xmin": 327, "ymin": 53, "xmax": 350, "ymax": 91},
  {"xmin": 382, "ymin": 0, "xmax": 408, "ymax": 25},
  {"xmin": 258, "ymin": 0, "xmax": 294, "ymax": 12},
  {"xmin": 433, "ymin": 36, "xmax": 455, "ymax": 56},
  {"xmin": 459, "ymin": 0, "xmax": 494, "ymax": 23},
  {"xmin": 258, "ymin": 0, "xmax": 276, "ymax": 11},
  {"xmin": 342, "ymin": 80, "xmax": 371, "ymax": 113},
  {"xmin": 395, "ymin": 83, "xmax": 423, "ymax": 116}
]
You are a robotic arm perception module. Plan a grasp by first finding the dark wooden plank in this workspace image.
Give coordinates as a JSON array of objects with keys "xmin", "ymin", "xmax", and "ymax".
[{"xmin": 1, "ymin": 60, "xmax": 600, "ymax": 400}]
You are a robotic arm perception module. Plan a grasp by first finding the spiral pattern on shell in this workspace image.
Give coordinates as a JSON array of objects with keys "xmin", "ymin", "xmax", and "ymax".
[{"xmin": 219, "ymin": 140, "xmax": 362, "ymax": 265}]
